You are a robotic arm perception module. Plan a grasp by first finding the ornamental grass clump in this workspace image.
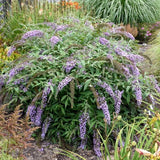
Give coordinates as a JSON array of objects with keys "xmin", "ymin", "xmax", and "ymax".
[
  {"xmin": 0, "ymin": 17, "xmax": 160, "ymax": 156},
  {"xmin": 83, "ymin": 0, "xmax": 160, "ymax": 26}
]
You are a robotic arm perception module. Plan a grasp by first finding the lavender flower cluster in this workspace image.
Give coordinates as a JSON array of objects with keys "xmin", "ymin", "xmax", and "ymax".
[
  {"xmin": 14, "ymin": 77, "xmax": 28, "ymax": 85},
  {"xmin": 97, "ymin": 81, "xmax": 123, "ymax": 114},
  {"xmin": 79, "ymin": 112, "xmax": 89, "ymax": 140},
  {"xmin": 93, "ymin": 130, "xmax": 102, "ymax": 157},
  {"xmin": 129, "ymin": 64, "xmax": 142, "ymax": 106},
  {"xmin": 57, "ymin": 76, "xmax": 73, "ymax": 92},
  {"xmin": 99, "ymin": 37, "xmax": 110, "ymax": 48},
  {"xmin": 97, "ymin": 96, "xmax": 111, "ymax": 124},
  {"xmin": 26, "ymin": 105, "xmax": 43, "ymax": 126},
  {"xmin": 63, "ymin": 59, "xmax": 77, "ymax": 73},
  {"xmin": 55, "ymin": 25, "xmax": 68, "ymax": 32},
  {"xmin": 111, "ymin": 28, "xmax": 135, "ymax": 40},
  {"xmin": 22, "ymin": 30, "xmax": 44, "ymax": 40},
  {"xmin": 7, "ymin": 46, "xmax": 16, "ymax": 57},
  {"xmin": 26, "ymin": 105, "xmax": 37, "ymax": 123},
  {"xmin": 8, "ymin": 62, "xmax": 30, "ymax": 82},
  {"xmin": 43, "ymin": 22, "xmax": 57, "ymax": 29},
  {"xmin": 34, "ymin": 106, "xmax": 43, "ymax": 126},
  {"xmin": 114, "ymin": 90, "xmax": 124, "ymax": 114},
  {"xmin": 50, "ymin": 36, "xmax": 61, "ymax": 47},
  {"xmin": 41, "ymin": 117, "xmax": 51, "ymax": 140},
  {"xmin": 97, "ymin": 81, "xmax": 115, "ymax": 98},
  {"xmin": 42, "ymin": 81, "xmax": 53, "ymax": 108},
  {"xmin": 114, "ymin": 48, "xmax": 144, "ymax": 63}
]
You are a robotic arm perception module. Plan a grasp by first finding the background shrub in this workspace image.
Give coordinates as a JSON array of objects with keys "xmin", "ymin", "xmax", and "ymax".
[{"xmin": 83, "ymin": 0, "xmax": 160, "ymax": 26}]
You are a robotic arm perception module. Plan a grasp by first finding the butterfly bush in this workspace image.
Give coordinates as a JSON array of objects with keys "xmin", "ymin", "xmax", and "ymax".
[{"xmin": 1, "ymin": 17, "xmax": 159, "ymax": 156}]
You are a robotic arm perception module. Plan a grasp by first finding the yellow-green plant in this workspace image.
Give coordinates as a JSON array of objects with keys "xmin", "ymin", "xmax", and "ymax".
[{"xmin": 143, "ymin": 31, "xmax": 160, "ymax": 76}]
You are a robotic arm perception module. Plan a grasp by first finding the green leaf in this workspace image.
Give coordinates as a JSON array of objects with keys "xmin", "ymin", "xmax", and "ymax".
[{"xmin": 83, "ymin": 79, "xmax": 91, "ymax": 91}]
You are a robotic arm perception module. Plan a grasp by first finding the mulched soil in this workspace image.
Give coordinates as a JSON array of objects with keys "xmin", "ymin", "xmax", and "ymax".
[{"xmin": 22, "ymin": 140, "xmax": 105, "ymax": 160}]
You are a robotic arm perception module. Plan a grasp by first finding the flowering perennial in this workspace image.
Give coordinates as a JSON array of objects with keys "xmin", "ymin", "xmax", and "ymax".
[{"xmin": 22, "ymin": 30, "xmax": 44, "ymax": 40}]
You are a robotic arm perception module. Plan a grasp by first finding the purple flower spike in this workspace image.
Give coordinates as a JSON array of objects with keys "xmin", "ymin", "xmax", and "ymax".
[
  {"xmin": 57, "ymin": 76, "xmax": 73, "ymax": 92},
  {"xmin": 63, "ymin": 59, "xmax": 77, "ymax": 73},
  {"xmin": 122, "ymin": 65, "xmax": 131, "ymax": 79},
  {"xmin": 104, "ymin": 32, "xmax": 111, "ymax": 36},
  {"xmin": 134, "ymin": 84, "xmax": 142, "ymax": 106},
  {"xmin": 114, "ymin": 48, "xmax": 128, "ymax": 57},
  {"xmin": 50, "ymin": 36, "xmax": 61, "ymax": 47},
  {"xmin": 79, "ymin": 112, "xmax": 89, "ymax": 140},
  {"xmin": 22, "ymin": 30, "xmax": 44, "ymax": 40},
  {"xmin": 93, "ymin": 130, "xmax": 102, "ymax": 157},
  {"xmin": 126, "ymin": 54, "xmax": 144, "ymax": 63},
  {"xmin": 97, "ymin": 81, "xmax": 115, "ymax": 99},
  {"xmin": 7, "ymin": 46, "xmax": 16, "ymax": 56},
  {"xmin": 129, "ymin": 64, "xmax": 140, "ymax": 77},
  {"xmin": 55, "ymin": 25, "xmax": 68, "ymax": 32},
  {"xmin": 41, "ymin": 117, "xmax": 51, "ymax": 140},
  {"xmin": 123, "ymin": 32, "xmax": 135, "ymax": 40},
  {"xmin": 107, "ymin": 54, "xmax": 113, "ymax": 60},
  {"xmin": 42, "ymin": 80, "xmax": 53, "ymax": 108},
  {"xmin": 98, "ymin": 97, "xmax": 111, "ymax": 125},
  {"xmin": 34, "ymin": 106, "xmax": 43, "ymax": 126},
  {"xmin": 8, "ymin": 62, "xmax": 30, "ymax": 82},
  {"xmin": 26, "ymin": 105, "xmax": 36, "ymax": 123},
  {"xmin": 99, "ymin": 37, "xmax": 109, "ymax": 45},
  {"xmin": 114, "ymin": 90, "xmax": 123, "ymax": 114}
]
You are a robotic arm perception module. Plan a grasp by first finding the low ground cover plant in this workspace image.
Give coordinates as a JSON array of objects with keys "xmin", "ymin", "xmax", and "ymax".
[{"xmin": 0, "ymin": 16, "xmax": 160, "ymax": 157}]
